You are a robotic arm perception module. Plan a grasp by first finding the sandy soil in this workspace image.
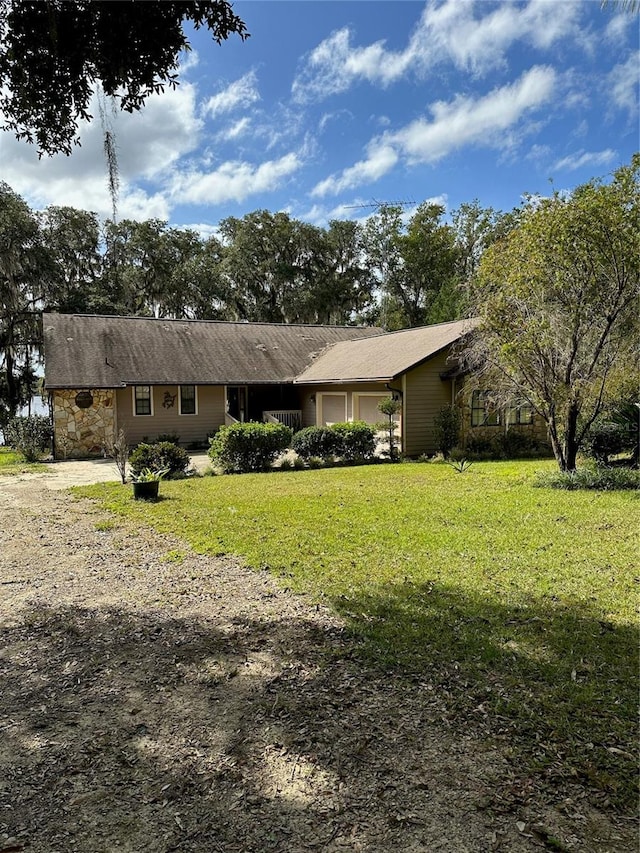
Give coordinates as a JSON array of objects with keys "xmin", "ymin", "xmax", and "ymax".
[{"xmin": 0, "ymin": 470, "xmax": 635, "ymax": 853}]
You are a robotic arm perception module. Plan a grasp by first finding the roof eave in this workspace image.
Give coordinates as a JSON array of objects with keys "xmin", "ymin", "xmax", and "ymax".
[
  {"xmin": 47, "ymin": 378, "xmax": 297, "ymax": 388},
  {"xmin": 294, "ymin": 376, "xmax": 394, "ymax": 385}
]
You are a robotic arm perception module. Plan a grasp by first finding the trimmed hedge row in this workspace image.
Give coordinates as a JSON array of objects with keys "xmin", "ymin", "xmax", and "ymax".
[
  {"xmin": 330, "ymin": 422, "xmax": 376, "ymax": 462},
  {"xmin": 291, "ymin": 422, "xmax": 376, "ymax": 463},
  {"xmin": 208, "ymin": 421, "xmax": 378, "ymax": 473},
  {"xmin": 291, "ymin": 425, "xmax": 338, "ymax": 461}
]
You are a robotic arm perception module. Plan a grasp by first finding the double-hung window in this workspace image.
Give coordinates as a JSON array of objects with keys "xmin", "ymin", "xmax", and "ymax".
[
  {"xmin": 508, "ymin": 399, "xmax": 534, "ymax": 425},
  {"xmin": 179, "ymin": 385, "xmax": 197, "ymax": 415},
  {"xmin": 471, "ymin": 390, "xmax": 500, "ymax": 427},
  {"xmin": 134, "ymin": 385, "xmax": 153, "ymax": 416}
]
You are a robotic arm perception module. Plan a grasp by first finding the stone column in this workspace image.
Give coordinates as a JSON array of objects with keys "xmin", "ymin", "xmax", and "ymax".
[{"xmin": 52, "ymin": 389, "xmax": 115, "ymax": 458}]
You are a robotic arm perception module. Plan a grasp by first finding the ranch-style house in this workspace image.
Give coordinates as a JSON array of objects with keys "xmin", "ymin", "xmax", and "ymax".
[{"xmin": 43, "ymin": 313, "xmax": 545, "ymax": 459}]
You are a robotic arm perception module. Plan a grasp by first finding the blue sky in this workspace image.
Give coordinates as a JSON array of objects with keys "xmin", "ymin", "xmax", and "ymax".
[{"xmin": 1, "ymin": 0, "xmax": 637, "ymax": 233}]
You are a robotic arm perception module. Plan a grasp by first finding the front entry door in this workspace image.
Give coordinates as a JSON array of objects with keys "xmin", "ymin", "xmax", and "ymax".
[{"xmin": 227, "ymin": 386, "xmax": 247, "ymax": 422}]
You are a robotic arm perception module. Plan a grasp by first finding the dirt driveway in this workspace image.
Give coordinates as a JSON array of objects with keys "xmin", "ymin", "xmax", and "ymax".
[
  {"xmin": 0, "ymin": 472, "xmax": 634, "ymax": 852},
  {"xmin": 3, "ymin": 452, "xmax": 212, "ymax": 490}
]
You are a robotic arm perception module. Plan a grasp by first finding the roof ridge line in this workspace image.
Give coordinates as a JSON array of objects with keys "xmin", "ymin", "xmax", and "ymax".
[{"xmin": 43, "ymin": 312, "xmax": 381, "ymax": 332}]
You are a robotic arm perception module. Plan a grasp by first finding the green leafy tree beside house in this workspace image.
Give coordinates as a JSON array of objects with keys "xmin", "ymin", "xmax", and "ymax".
[{"xmin": 465, "ymin": 155, "xmax": 640, "ymax": 472}]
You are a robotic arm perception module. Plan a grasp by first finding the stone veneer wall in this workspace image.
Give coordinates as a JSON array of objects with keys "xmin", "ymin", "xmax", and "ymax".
[{"xmin": 52, "ymin": 390, "xmax": 115, "ymax": 458}]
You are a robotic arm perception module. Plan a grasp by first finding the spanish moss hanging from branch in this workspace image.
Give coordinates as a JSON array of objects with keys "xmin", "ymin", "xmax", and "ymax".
[{"xmin": 97, "ymin": 87, "xmax": 119, "ymax": 223}]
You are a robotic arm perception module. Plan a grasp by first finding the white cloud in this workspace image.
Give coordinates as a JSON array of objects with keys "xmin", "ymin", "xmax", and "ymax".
[
  {"xmin": 203, "ymin": 71, "xmax": 260, "ymax": 117},
  {"xmin": 181, "ymin": 222, "xmax": 223, "ymax": 241},
  {"xmin": 526, "ymin": 143, "xmax": 552, "ymax": 164},
  {"xmin": 394, "ymin": 66, "xmax": 556, "ymax": 164},
  {"xmin": 605, "ymin": 12, "xmax": 635, "ymax": 44},
  {"xmin": 608, "ymin": 52, "xmax": 639, "ymax": 115},
  {"xmin": 219, "ymin": 117, "xmax": 252, "ymax": 141},
  {"xmin": 552, "ymin": 149, "xmax": 617, "ymax": 172},
  {"xmin": 312, "ymin": 66, "xmax": 556, "ymax": 197},
  {"xmin": 117, "ymin": 189, "xmax": 171, "ymax": 221},
  {"xmin": 116, "ymin": 84, "xmax": 202, "ymax": 178},
  {"xmin": 0, "ymin": 83, "xmax": 201, "ymax": 220},
  {"xmin": 312, "ymin": 143, "xmax": 398, "ymax": 197},
  {"xmin": 318, "ymin": 109, "xmax": 354, "ymax": 133},
  {"xmin": 572, "ymin": 120, "xmax": 589, "ymax": 139},
  {"xmin": 298, "ymin": 200, "xmax": 372, "ymax": 227},
  {"xmin": 170, "ymin": 152, "xmax": 303, "ymax": 205},
  {"xmin": 178, "ymin": 48, "xmax": 200, "ymax": 75},
  {"xmin": 292, "ymin": 0, "xmax": 581, "ymax": 103}
]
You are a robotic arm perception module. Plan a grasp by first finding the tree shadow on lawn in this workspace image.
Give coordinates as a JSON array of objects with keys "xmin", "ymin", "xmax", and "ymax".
[
  {"xmin": 331, "ymin": 580, "xmax": 638, "ymax": 814},
  {"xmin": 0, "ymin": 599, "xmax": 557, "ymax": 853},
  {"xmin": 1, "ymin": 596, "xmax": 637, "ymax": 853}
]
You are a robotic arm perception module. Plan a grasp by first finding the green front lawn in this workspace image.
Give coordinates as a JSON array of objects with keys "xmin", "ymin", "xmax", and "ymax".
[
  {"xmin": 0, "ymin": 446, "xmax": 45, "ymax": 474},
  {"xmin": 80, "ymin": 460, "xmax": 639, "ymax": 810}
]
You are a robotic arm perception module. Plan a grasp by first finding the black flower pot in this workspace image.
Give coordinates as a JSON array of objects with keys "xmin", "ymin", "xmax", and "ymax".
[{"xmin": 133, "ymin": 480, "xmax": 160, "ymax": 500}]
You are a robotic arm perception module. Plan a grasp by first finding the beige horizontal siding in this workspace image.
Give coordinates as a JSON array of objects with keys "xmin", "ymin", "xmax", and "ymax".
[
  {"xmin": 403, "ymin": 351, "xmax": 453, "ymax": 457},
  {"xmin": 115, "ymin": 385, "xmax": 225, "ymax": 447}
]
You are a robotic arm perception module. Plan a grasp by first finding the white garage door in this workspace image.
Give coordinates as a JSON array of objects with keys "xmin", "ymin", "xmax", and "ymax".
[
  {"xmin": 356, "ymin": 395, "xmax": 388, "ymax": 424},
  {"xmin": 318, "ymin": 393, "xmax": 347, "ymax": 425}
]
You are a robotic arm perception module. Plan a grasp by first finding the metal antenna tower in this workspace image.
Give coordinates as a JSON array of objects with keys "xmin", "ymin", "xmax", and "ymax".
[{"xmin": 344, "ymin": 198, "xmax": 416, "ymax": 211}]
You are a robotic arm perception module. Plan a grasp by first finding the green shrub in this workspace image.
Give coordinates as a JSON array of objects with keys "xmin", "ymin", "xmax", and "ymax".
[
  {"xmin": 331, "ymin": 421, "xmax": 376, "ymax": 463},
  {"xmin": 493, "ymin": 431, "xmax": 547, "ymax": 459},
  {"xmin": 433, "ymin": 405, "xmax": 460, "ymax": 459},
  {"xmin": 154, "ymin": 432, "xmax": 181, "ymax": 446},
  {"xmin": 465, "ymin": 431, "xmax": 548, "ymax": 460},
  {"xmin": 584, "ymin": 420, "xmax": 627, "ymax": 465},
  {"xmin": 292, "ymin": 426, "xmax": 338, "ymax": 462},
  {"xmin": 534, "ymin": 466, "xmax": 640, "ymax": 491},
  {"xmin": 208, "ymin": 421, "xmax": 293, "ymax": 473},
  {"xmin": 129, "ymin": 441, "xmax": 191, "ymax": 479},
  {"xmin": 463, "ymin": 435, "xmax": 494, "ymax": 459},
  {"xmin": 5, "ymin": 415, "xmax": 52, "ymax": 461}
]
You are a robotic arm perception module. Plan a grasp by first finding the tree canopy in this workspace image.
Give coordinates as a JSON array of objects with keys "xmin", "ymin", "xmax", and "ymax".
[
  {"xmin": 0, "ymin": 0, "xmax": 248, "ymax": 156},
  {"xmin": 0, "ymin": 183, "xmax": 57, "ymax": 423},
  {"xmin": 360, "ymin": 203, "xmax": 466, "ymax": 329},
  {"xmin": 7, "ymin": 153, "xmax": 636, "ymax": 455},
  {"xmin": 466, "ymin": 156, "xmax": 640, "ymax": 471}
]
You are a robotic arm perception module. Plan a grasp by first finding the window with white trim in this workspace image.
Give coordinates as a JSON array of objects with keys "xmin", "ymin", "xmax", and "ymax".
[
  {"xmin": 179, "ymin": 385, "xmax": 197, "ymax": 415},
  {"xmin": 134, "ymin": 385, "xmax": 153, "ymax": 416}
]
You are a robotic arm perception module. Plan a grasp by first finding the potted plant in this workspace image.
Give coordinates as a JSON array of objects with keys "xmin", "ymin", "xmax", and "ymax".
[{"xmin": 131, "ymin": 467, "xmax": 168, "ymax": 500}]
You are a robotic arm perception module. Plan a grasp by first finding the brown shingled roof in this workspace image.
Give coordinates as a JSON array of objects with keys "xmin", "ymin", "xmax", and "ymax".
[
  {"xmin": 293, "ymin": 318, "xmax": 478, "ymax": 384},
  {"xmin": 43, "ymin": 314, "xmax": 382, "ymax": 389}
]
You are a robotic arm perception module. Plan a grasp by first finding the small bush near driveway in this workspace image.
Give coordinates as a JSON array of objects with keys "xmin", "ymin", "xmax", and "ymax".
[{"xmin": 129, "ymin": 441, "xmax": 191, "ymax": 479}]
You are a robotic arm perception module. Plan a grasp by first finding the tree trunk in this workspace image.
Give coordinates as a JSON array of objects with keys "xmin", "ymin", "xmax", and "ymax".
[
  {"xmin": 562, "ymin": 404, "xmax": 580, "ymax": 472},
  {"xmin": 5, "ymin": 347, "xmax": 19, "ymax": 420},
  {"xmin": 546, "ymin": 415, "xmax": 567, "ymax": 471}
]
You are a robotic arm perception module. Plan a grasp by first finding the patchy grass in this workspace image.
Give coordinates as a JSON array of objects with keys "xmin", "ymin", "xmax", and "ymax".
[
  {"xmin": 0, "ymin": 446, "xmax": 45, "ymax": 475},
  {"xmin": 79, "ymin": 460, "xmax": 639, "ymax": 810}
]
